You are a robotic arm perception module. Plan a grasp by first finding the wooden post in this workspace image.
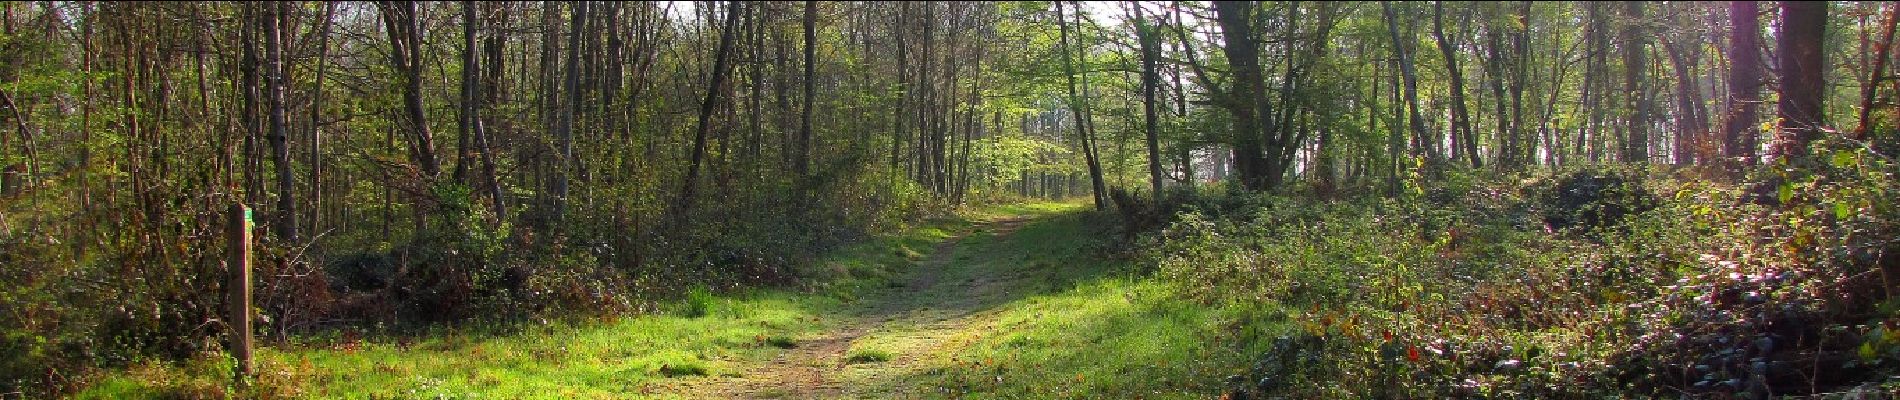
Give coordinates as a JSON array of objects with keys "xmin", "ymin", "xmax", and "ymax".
[{"xmin": 227, "ymin": 202, "xmax": 253, "ymax": 386}]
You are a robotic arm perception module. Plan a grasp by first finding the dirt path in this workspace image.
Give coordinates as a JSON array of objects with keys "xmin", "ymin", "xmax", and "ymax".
[{"xmin": 680, "ymin": 217, "xmax": 1034, "ymax": 399}]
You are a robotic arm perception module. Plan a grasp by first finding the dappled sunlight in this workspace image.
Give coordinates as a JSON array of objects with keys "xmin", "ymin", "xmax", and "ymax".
[{"xmin": 5, "ymin": 0, "xmax": 1892, "ymax": 397}]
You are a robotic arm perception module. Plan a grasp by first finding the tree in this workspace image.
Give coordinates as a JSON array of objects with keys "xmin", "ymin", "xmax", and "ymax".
[
  {"xmin": 1212, "ymin": 0, "xmax": 1273, "ymax": 191},
  {"xmin": 1134, "ymin": 3, "xmax": 1165, "ymax": 195},
  {"xmin": 1723, "ymin": 1, "xmax": 1763, "ymax": 168},
  {"xmin": 1774, "ymin": 1, "xmax": 1827, "ymax": 157},
  {"xmin": 550, "ymin": 1, "xmax": 587, "ymax": 223},
  {"xmin": 309, "ymin": 1, "xmax": 335, "ymax": 235},
  {"xmin": 1619, "ymin": 2, "xmax": 1653, "ymax": 163},
  {"xmin": 1855, "ymin": 4, "xmax": 1898, "ymax": 139},
  {"xmin": 673, "ymin": 1, "xmax": 743, "ymax": 229},
  {"xmin": 378, "ymin": 1, "xmax": 440, "ymax": 178},
  {"xmin": 463, "ymin": 1, "xmax": 505, "ymax": 219},
  {"xmin": 265, "ymin": 1, "xmax": 296, "ymax": 242},
  {"xmin": 1383, "ymin": 2, "xmax": 1431, "ymax": 164},
  {"xmin": 1580, "ymin": 1, "xmax": 1610, "ymax": 163},
  {"xmin": 798, "ymin": 0, "xmax": 817, "ymax": 179},
  {"xmin": 1433, "ymin": 1, "xmax": 1480, "ymax": 169},
  {"xmin": 1661, "ymin": 24, "xmax": 1710, "ymax": 165},
  {"xmin": 1056, "ymin": 1, "xmax": 1107, "ymax": 208}
]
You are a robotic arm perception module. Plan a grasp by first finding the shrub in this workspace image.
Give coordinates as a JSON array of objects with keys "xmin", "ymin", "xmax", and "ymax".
[
  {"xmin": 1148, "ymin": 150, "xmax": 1900, "ymax": 397},
  {"xmin": 1529, "ymin": 167, "xmax": 1658, "ymax": 235}
]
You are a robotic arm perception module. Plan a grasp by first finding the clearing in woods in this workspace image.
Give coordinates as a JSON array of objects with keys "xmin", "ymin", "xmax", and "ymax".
[
  {"xmin": 83, "ymin": 201, "xmax": 1239, "ymax": 399},
  {"xmin": 658, "ymin": 202, "xmax": 1236, "ymax": 399},
  {"xmin": 667, "ymin": 213, "xmax": 1037, "ymax": 398}
]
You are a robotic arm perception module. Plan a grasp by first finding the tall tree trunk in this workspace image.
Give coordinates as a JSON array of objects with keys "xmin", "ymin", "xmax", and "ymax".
[
  {"xmin": 1581, "ymin": 2, "xmax": 1609, "ymax": 163},
  {"xmin": 1433, "ymin": 1, "xmax": 1479, "ymax": 168},
  {"xmin": 1663, "ymin": 38, "xmax": 1710, "ymax": 165},
  {"xmin": 602, "ymin": 3, "xmax": 624, "ymax": 151},
  {"xmin": 462, "ymin": 1, "xmax": 505, "ymax": 220},
  {"xmin": 1483, "ymin": 6, "xmax": 1515, "ymax": 166},
  {"xmin": 1057, "ymin": 1, "xmax": 1107, "ymax": 207},
  {"xmin": 265, "ymin": 1, "xmax": 296, "ymax": 242},
  {"xmin": 1775, "ymin": 1, "xmax": 1828, "ymax": 157},
  {"xmin": 1723, "ymin": 1, "xmax": 1761, "ymax": 168},
  {"xmin": 1508, "ymin": 1, "xmax": 1531, "ymax": 166},
  {"xmin": 535, "ymin": 1, "xmax": 559, "ymax": 214},
  {"xmin": 1856, "ymin": 4, "xmax": 1897, "ymax": 139},
  {"xmin": 916, "ymin": 2, "xmax": 933, "ymax": 188},
  {"xmin": 76, "ymin": 1, "xmax": 93, "ymax": 256},
  {"xmin": 746, "ymin": 4, "xmax": 764, "ymax": 168},
  {"xmin": 1620, "ymin": 2, "xmax": 1652, "ymax": 163},
  {"xmin": 673, "ymin": 1, "xmax": 743, "ymax": 229},
  {"xmin": 550, "ymin": 1, "xmax": 587, "ymax": 223},
  {"xmin": 1168, "ymin": 6, "xmax": 1193, "ymax": 186},
  {"xmin": 798, "ymin": 0, "xmax": 816, "ymax": 178},
  {"xmin": 1383, "ymin": 2, "xmax": 1431, "ymax": 164},
  {"xmin": 891, "ymin": 3, "xmax": 909, "ymax": 177},
  {"xmin": 1212, "ymin": 0, "xmax": 1272, "ymax": 191},
  {"xmin": 1136, "ymin": 3, "xmax": 1165, "ymax": 195},
  {"xmin": 378, "ymin": 1, "xmax": 440, "ymax": 178},
  {"xmin": 241, "ymin": 3, "xmax": 262, "ymax": 210},
  {"xmin": 309, "ymin": 1, "xmax": 334, "ymax": 237},
  {"xmin": 458, "ymin": 1, "xmax": 479, "ymax": 186},
  {"xmin": 933, "ymin": 7, "xmax": 956, "ymax": 196}
]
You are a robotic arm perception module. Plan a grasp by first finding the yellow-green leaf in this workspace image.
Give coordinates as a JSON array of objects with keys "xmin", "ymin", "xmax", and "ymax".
[{"xmin": 1833, "ymin": 151, "xmax": 1856, "ymax": 169}]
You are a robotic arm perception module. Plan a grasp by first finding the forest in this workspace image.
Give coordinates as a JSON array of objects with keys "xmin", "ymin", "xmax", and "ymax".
[{"xmin": 1, "ymin": 0, "xmax": 1897, "ymax": 398}]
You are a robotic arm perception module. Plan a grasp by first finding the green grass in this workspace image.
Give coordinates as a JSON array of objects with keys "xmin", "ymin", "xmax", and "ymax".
[
  {"xmin": 834, "ymin": 202, "xmax": 1270, "ymax": 399},
  {"xmin": 78, "ymin": 200, "xmax": 1262, "ymax": 399},
  {"xmin": 918, "ymin": 278, "xmax": 1257, "ymax": 399},
  {"xmin": 81, "ymin": 293, "xmax": 835, "ymax": 399},
  {"xmin": 74, "ymin": 202, "xmax": 1090, "ymax": 399}
]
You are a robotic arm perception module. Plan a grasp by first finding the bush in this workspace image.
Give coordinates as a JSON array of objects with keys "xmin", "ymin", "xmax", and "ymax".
[
  {"xmin": 1148, "ymin": 151, "xmax": 1900, "ymax": 397},
  {"xmin": 1529, "ymin": 167, "xmax": 1657, "ymax": 235}
]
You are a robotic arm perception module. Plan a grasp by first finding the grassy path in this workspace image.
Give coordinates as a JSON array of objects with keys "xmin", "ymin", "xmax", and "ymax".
[
  {"xmin": 83, "ymin": 202, "xmax": 1248, "ymax": 399},
  {"xmin": 671, "ymin": 215, "xmax": 1034, "ymax": 398}
]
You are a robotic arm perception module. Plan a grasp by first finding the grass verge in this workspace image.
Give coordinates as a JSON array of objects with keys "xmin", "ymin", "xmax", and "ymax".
[{"xmin": 76, "ymin": 203, "xmax": 1075, "ymax": 399}]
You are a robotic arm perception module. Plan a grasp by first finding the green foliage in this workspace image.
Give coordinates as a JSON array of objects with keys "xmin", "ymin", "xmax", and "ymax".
[
  {"xmin": 1146, "ymin": 157, "xmax": 1900, "ymax": 397},
  {"xmin": 1527, "ymin": 166, "xmax": 1658, "ymax": 235},
  {"xmin": 680, "ymin": 286, "xmax": 716, "ymax": 319},
  {"xmin": 971, "ymin": 135, "xmax": 1076, "ymax": 188}
]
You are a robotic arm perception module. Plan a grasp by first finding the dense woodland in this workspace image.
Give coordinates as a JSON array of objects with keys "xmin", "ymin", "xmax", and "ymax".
[{"xmin": 2, "ymin": 0, "xmax": 1899, "ymax": 397}]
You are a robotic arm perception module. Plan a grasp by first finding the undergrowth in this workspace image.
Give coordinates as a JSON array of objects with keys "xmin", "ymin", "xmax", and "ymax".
[
  {"xmin": 0, "ymin": 163, "xmax": 946, "ymax": 396},
  {"xmin": 1145, "ymin": 143, "xmax": 1900, "ymax": 398}
]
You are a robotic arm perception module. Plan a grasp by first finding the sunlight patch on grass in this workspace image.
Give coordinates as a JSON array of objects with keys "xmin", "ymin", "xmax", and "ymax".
[
  {"xmin": 918, "ymin": 278, "xmax": 1258, "ymax": 399},
  {"xmin": 79, "ymin": 292, "xmax": 837, "ymax": 399}
]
